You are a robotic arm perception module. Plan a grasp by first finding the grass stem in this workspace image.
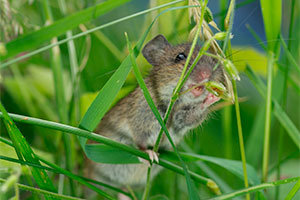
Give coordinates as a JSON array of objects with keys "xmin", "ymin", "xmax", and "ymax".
[
  {"xmin": 276, "ymin": 1, "xmax": 296, "ymax": 198},
  {"xmin": 153, "ymin": 0, "xmax": 207, "ymax": 152},
  {"xmin": 262, "ymin": 52, "xmax": 275, "ymax": 182},
  {"xmin": 232, "ymin": 80, "xmax": 250, "ymax": 200},
  {"xmin": 41, "ymin": 0, "xmax": 74, "ymax": 195},
  {"xmin": 142, "ymin": 167, "xmax": 152, "ymax": 200},
  {"xmin": 0, "ymin": 111, "xmax": 213, "ymax": 186}
]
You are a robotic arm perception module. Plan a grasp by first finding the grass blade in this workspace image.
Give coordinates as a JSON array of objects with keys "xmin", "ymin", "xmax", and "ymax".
[
  {"xmin": 259, "ymin": 0, "xmax": 281, "ymax": 51},
  {"xmin": 84, "ymin": 144, "xmax": 140, "ymax": 164},
  {"xmin": 207, "ymin": 177, "xmax": 300, "ymax": 200},
  {"xmin": 0, "ymin": 111, "xmax": 212, "ymax": 186},
  {"xmin": 262, "ymin": 51, "xmax": 275, "ymax": 182},
  {"xmin": 41, "ymin": 0, "xmax": 75, "ymax": 194},
  {"xmin": 222, "ymin": 0, "xmax": 250, "ymax": 198},
  {"xmin": 0, "ymin": 102, "xmax": 57, "ymax": 200},
  {"xmin": 1, "ymin": 0, "xmax": 130, "ymax": 60},
  {"xmin": 284, "ymin": 179, "xmax": 300, "ymax": 200},
  {"xmin": 0, "ymin": 139, "xmax": 130, "ymax": 198},
  {"xmin": 161, "ymin": 151, "xmax": 260, "ymax": 186},
  {"xmin": 0, "ymin": 178, "xmax": 82, "ymax": 200},
  {"xmin": 245, "ymin": 65, "xmax": 300, "ymax": 149},
  {"xmin": 181, "ymin": 142, "xmax": 237, "ymax": 196},
  {"xmin": 0, "ymin": 0, "xmax": 185, "ymax": 69},
  {"xmin": 279, "ymin": 35, "xmax": 300, "ymax": 75}
]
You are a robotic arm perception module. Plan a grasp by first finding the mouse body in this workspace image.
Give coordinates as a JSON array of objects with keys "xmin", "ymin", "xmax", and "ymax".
[{"xmin": 86, "ymin": 35, "xmax": 225, "ymax": 187}]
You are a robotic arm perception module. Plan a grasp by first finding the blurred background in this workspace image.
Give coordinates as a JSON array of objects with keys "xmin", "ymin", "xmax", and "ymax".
[{"xmin": 0, "ymin": 0, "xmax": 299, "ymax": 199}]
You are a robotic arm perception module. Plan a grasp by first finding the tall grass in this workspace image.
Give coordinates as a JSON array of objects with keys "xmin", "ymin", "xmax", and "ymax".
[{"xmin": 0, "ymin": 0, "xmax": 299, "ymax": 199}]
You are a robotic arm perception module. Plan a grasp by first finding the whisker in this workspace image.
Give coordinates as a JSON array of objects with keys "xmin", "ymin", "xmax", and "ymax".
[
  {"xmin": 232, "ymin": 58, "xmax": 267, "ymax": 63},
  {"xmin": 221, "ymin": 37, "xmax": 295, "ymax": 59}
]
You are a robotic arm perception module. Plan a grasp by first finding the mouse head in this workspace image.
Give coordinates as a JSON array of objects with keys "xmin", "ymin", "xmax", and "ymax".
[{"xmin": 142, "ymin": 34, "xmax": 226, "ymax": 108}]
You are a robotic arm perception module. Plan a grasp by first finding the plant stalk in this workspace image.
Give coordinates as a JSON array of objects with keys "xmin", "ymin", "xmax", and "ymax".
[
  {"xmin": 0, "ymin": 111, "xmax": 213, "ymax": 186},
  {"xmin": 276, "ymin": 1, "xmax": 296, "ymax": 199},
  {"xmin": 262, "ymin": 52, "xmax": 275, "ymax": 182}
]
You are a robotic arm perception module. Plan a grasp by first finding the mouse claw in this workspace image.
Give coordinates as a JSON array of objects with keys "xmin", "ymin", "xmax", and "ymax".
[{"xmin": 145, "ymin": 150, "xmax": 159, "ymax": 164}]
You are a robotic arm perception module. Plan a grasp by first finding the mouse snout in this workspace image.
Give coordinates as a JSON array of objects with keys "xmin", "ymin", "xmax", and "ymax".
[{"xmin": 192, "ymin": 66, "xmax": 212, "ymax": 83}]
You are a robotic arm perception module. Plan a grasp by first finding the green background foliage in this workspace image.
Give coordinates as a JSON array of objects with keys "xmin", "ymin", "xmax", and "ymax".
[{"xmin": 0, "ymin": 0, "xmax": 299, "ymax": 199}]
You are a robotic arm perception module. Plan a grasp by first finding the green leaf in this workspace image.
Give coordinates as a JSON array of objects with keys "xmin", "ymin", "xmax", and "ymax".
[
  {"xmin": 1, "ymin": 0, "xmax": 130, "ymax": 60},
  {"xmin": 85, "ymin": 144, "xmax": 140, "ymax": 164},
  {"xmin": 0, "ymin": 178, "xmax": 83, "ymax": 200},
  {"xmin": 0, "ymin": 102, "xmax": 57, "ymax": 200},
  {"xmin": 259, "ymin": 0, "xmax": 281, "ymax": 51},
  {"xmin": 284, "ymin": 179, "xmax": 300, "ymax": 200},
  {"xmin": 0, "ymin": 111, "xmax": 212, "ymax": 186},
  {"xmin": 78, "ymin": 55, "xmax": 133, "ymax": 132},
  {"xmin": 245, "ymin": 65, "xmax": 300, "ymax": 149},
  {"xmin": 0, "ymin": 0, "xmax": 186, "ymax": 69},
  {"xmin": 280, "ymin": 35, "xmax": 300, "ymax": 75},
  {"xmin": 207, "ymin": 177, "xmax": 300, "ymax": 200},
  {"xmin": 161, "ymin": 152, "xmax": 260, "ymax": 185}
]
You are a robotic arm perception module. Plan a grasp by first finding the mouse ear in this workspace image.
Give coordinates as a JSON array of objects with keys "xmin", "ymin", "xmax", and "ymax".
[{"xmin": 142, "ymin": 34, "xmax": 171, "ymax": 66}]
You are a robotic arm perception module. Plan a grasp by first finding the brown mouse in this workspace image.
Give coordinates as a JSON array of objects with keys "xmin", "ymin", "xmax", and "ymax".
[{"xmin": 86, "ymin": 34, "xmax": 226, "ymax": 188}]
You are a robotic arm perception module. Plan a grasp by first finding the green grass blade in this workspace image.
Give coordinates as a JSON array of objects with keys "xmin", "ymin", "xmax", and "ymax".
[
  {"xmin": 59, "ymin": 0, "xmax": 81, "ymax": 124},
  {"xmin": 0, "ymin": 154, "xmax": 130, "ymax": 198},
  {"xmin": 181, "ymin": 142, "xmax": 237, "ymax": 196},
  {"xmin": 284, "ymin": 179, "xmax": 300, "ymax": 200},
  {"xmin": 84, "ymin": 144, "xmax": 140, "ymax": 164},
  {"xmin": 0, "ymin": 138, "xmax": 130, "ymax": 198},
  {"xmin": 78, "ymin": 54, "xmax": 132, "ymax": 132},
  {"xmin": 279, "ymin": 35, "xmax": 300, "ymax": 75},
  {"xmin": 0, "ymin": 102, "xmax": 57, "ymax": 200},
  {"xmin": 262, "ymin": 51, "xmax": 275, "ymax": 182},
  {"xmin": 1, "ymin": 0, "xmax": 129, "ymax": 60},
  {"xmin": 245, "ymin": 65, "xmax": 300, "ymax": 149},
  {"xmin": 207, "ymin": 177, "xmax": 300, "ymax": 200},
  {"xmin": 222, "ymin": 1, "xmax": 250, "ymax": 198},
  {"xmin": 41, "ymin": 0, "xmax": 75, "ymax": 194},
  {"xmin": 37, "ymin": 155, "xmax": 116, "ymax": 200},
  {"xmin": 0, "ymin": 0, "xmax": 185, "ymax": 69},
  {"xmin": 259, "ymin": 0, "xmax": 281, "ymax": 51},
  {"xmin": 0, "ymin": 178, "xmax": 82, "ymax": 200},
  {"xmin": 0, "ymin": 112, "xmax": 213, "ymax": 188},
  {"xmin": 161, "ymin": 151, "xmax": 260, "ymax": 186},
  {"xmin": 246, "ymin": 24, "xmax": 300, "ymax": 94},
  {"xmin": 245, "ymin": 24, "xmax": 267, "ymax": 51}
]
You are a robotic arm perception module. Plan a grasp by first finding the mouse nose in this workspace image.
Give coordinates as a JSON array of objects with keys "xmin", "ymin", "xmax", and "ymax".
[
  {"xmin": 194, "ymin": 67, "xmax": 212, "ymax": 83},
  {"xmin": 200, "ymin": 68, "xmax": 211, "ymax": 80}
]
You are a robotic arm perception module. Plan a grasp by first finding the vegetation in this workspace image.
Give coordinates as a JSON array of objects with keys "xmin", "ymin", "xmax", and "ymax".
[{"xmin": 0, "ymin": 0, "xmax": 299, "ymax": 199}]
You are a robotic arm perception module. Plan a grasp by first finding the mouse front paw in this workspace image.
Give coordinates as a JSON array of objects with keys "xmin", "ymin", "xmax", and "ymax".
[
  {"xmin": 145, "ymin": 149, "xmax": 159, "ymax": 163},
  {"xmin": 137, "ymin": 148, "xmax": 159, "ymax": 165}
]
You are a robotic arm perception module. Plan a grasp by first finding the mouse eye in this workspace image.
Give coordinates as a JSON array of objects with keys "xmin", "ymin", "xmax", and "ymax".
[{"xmin": 175, "ymin": 53, "xmax": 186, "ymax": 63}]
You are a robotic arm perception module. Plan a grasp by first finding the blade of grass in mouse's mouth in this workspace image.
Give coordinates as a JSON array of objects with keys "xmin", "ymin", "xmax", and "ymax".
[
  {"xmin": 179, "ymin": 83, "xmax": 206, "ymax": 97},
  {"xmin": 204, "ymin": 81, "xmax": 233, "ymax": 102}
]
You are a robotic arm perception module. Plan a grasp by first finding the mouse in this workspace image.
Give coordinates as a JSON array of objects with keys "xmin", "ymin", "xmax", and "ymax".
[{"xmin": 86, "ymin": 34, "xmax": 226, "ymax": 188}]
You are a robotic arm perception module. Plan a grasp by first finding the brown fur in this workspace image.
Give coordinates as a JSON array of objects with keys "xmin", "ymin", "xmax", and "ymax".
[{"xmin": 86, "ymin": 35, "xmax": 226, "ymax": 188}]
